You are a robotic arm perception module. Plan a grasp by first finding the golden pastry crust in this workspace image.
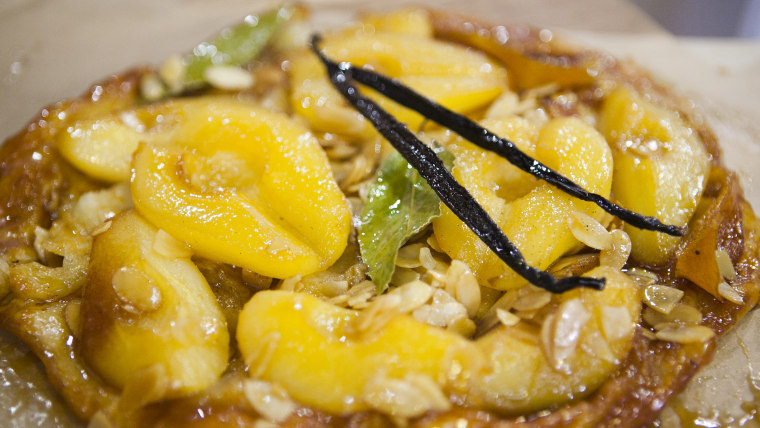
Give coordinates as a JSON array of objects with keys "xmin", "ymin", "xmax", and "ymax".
[{"xmin": 0, "ymin": 8, "xmax": 757, "ymax": 428}]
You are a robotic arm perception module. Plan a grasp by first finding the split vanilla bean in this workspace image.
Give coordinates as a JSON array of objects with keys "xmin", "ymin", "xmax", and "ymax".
[
  {"xmin": 313, "ymin": 37, "xmax": 684, "ymax": 237},
  {"xmin": 312, "ymin": 35, "xmax": 603, "ymax": 293}
]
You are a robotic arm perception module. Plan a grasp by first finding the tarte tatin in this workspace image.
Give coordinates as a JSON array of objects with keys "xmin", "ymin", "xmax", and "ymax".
[{"xmin": 0, "ymin": 6, "xmax": 758, "ymax": 427}]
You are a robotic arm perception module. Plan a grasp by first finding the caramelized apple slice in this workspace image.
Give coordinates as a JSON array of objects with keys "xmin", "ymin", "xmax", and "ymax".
[
  {"xmin": 130, "ymin": 98, "xmax": 351, "ymax": 278},
  {"xmin": 290, "ymin": 20, "xmax": 508, "ymax": 138},
  {"xmin": 236, "ymin": 266, "xmax": 639, "ymax": 415},
  {"xmin": 79, "ymin": 210, "xmax": 229, "ymax": 397},
  {"xmin": 434, "ymin": 116, "xmax": 613, "ymax": 285},
  {"xmin": 58, "ymin": 117, "xmax": 143, "ymax": 182},
  {"xmin": 237, "ymin": 290, "xmax": 471, "ymax": 415},
  {"xmin": 599, "ymin": 87, "xmax": 710, "ymax": 264}
]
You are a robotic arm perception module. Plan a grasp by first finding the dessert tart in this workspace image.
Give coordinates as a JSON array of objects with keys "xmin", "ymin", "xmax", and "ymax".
[{"xmin": 0, "ymin": 5, "xmax": 757, "ymax": 427}]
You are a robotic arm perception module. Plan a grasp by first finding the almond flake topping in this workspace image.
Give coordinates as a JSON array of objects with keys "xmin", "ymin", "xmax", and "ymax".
[
  {"xmin": 718, "ymin": 281, "xmax": 744, "ymax": 304},
  {"xmin": 643, "ymin": 284, "xmax": 684, "ymax": 314},
  {"xmin": 715, "ymin": 248, "xmax": 738, "ymax": 281},
  {"xmin": 568, "ymin": 210, "xmax": 612, "ymax": 250}
]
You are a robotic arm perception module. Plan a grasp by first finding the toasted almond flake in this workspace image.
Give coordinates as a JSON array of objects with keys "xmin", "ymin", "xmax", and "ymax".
[
  {"xmin": 447, "ymin": 317, "xmax": 476, "ymax": 337},
  {"xmin": 244, "ymin": 380, "xmax": 296, "ymax": 423},
  {"xmin": 652, "ymin": 321, "xmax": 682, "ymax": 331},
  {"xmin": 643, "ymin": 303, "xmax": 702, "ymax": 327},
  {"xmin": 153, "ymin": 229, "xmax": 192, "ymax": 259},
  {"xmin": 419, "ymin": 247, "xmax": 447, "ymax": 274},
  {"xmin": 643, "ymin": 284, "xmax": 684, "ymax": 314},
  {"xmin": 325, "ymin": 140, "xmax": 358, "ymax": 159},
  {"xmin": 159, "ymin": 54, "xmax": 185, "ymax": 94},
  {"xmin": 445, "ymin": 260, "xmax": 481, "ymax": 317},
  {"xmin": 540, "ymin": 313, "xmax": 557, "ymax": 367},
  {"xmin": 542, "ymin": 298, "xmax": 591, "ymax": 374},
  {"xmin": 626, "ymin": 267, "xmax": 658, "ymax": 287},
  {"xmin": 641, "ymin": 329, "xmax": 657, "ymax": 340},
  {"xmin": 271, "ymin": 19, "xmax": 311, "ymax": 51},
  {"xmin": 525, "ymin": 82, "xmax": 560, "ymax": 99},
  {"xmin": 568, "ymin": 211, "xmax": 612, "ymax": 250},
  {"xmin": 6, "ymin": 246, "xmax": 35, "ymax": 264},
  {"xmin": 406, "ymin": 374, "xmax": 451, "ymax": 412},
  {"xmin": 347, "ymin": 196, "xmax": 364, "ymax": 220},
  {"xmin": 548, "ymin": 253, "xmax": 599, "ymax": 279},
  {"xmin": 72, "ymin": 183, "xmax": 132, "ymax": 232},
  {"xmin": 0, "ymin": 256, "xmax": 9, "ymax": 277},
  {"xmin": 353, "ymin": 293, "xmax": 403, "ymax": 335},
  {"xmin": 325, "ymin": 279, "xmax": 351, "ymax": 297},
  {"xmin": 348, "ymin": 297, "xmax": 373, "ymax": 310},
  {"xmin": 139, "ymin": 72, "xmax": 166, "ymax": 102},
  {"xmin": 599, "ymin": 229, "xmax": 632, "ymax": 270},
  {"xmin": 514, "ymin": 309, "xmax": 541, "ymax": 320},
  {"xmin": 204, "ymin": 65, "xmax": 255, "ymax": 91},
  {"xmin": 347, "ymin": 280, "xmax": 375, "ymax": 309},
  {"xmin": 526, "ymin": 107, "xmax": 550, "ymax": 127},
  {"xmin": 512, "ymin": 286, "xmax": 551, "ymax": 312},
  {"xmin": 718, "ymin": 281, "xmax": 744, "ymax": 304},
  {"xmin": 87, "ymin": 411, "xmax": 115, "ymax": 428},
  {"xmin": 0, "ymin": 257, "xmax": 10, "ymax": 299},
  {"xmin": 669, "ymin": 303, "xmax": 703, "ymax": 324},
  {"xmin": 455, "ymin": 276, "xmax": 481, "ymax": 318},
  {"xmin": 357, "ymin": 179, "xmax": 373, "ymax": 203},
  {"xmin": 412, "ymin": 289, "xmax": 468, "ymax": 328},
  {"xmin": 600, "ymin": 305, "xmax": 633, "ymax": 342},
  {"xmin": 253, "ymin": 420, "xmax": 279, "ymax": 428},
  {"xmin": 426, "ymin": 234, "xmax": 443, "ymax": 253},
  {"xmin": 340, "ymin": 154, "xmax": 372, "ymax": 190},
  {"xmin": 346, "ymin": 178, "xmax": 373, "ymax": 200},
  {"xmin": 641, "ymin": 308, "xmax": 667, "ymax": 328},
  {"xmin": 553, "ymin": 299, "xmax": 591, "ymax": 348},
  {"xmin": 349, "ymin": 280, "xmax": 376, "ymax": 297},
  {"xmin": 390, "ymin": 280, "xmax": 433, "ymax": 313},
  {"xmin": 327, "ymin": 294, "xmax": 350, "ymax": 306},
  {"xmin": 420, "ymin": 247, "xmax": 449, "ymax": 287},
  {"xmin": 363, "ymin": 373, "xmax": 450, "ymax": 418},
  {"xmin": 496, "ymin": 308, "xmax": 520, "ymax": 326},
  {"xmin": 111, "ymin": 266, "xmax": 162, "ymax": 314},
  {"xmin": 442, "ymin": 344, "xmax": 484, "ymax": 388},
  {"xmin": 491, "ymin": 288, "xmax": 519, "ymax": 313},
  {"xmin": 485, "ymin": 91, "xmax": 520, "ymax": 119},
  {"xmin": 475, "ymin": 290, "xmax": 519, "ymax": 336},
  {"xmin": 279, "ymin": 274, "xmax": 302, "ymax": 292},
  {"xmin": 390, "ymin": 267, "xmax": 420, "ymax": 286},
  {"xmin": 396, "ymin": 243, "xmax": 425, "ymax": 268},
  {"xmin": 64, "ymin": 300, "xmax": 81, "ymax": 338},
  {"xmin": 583, "ymin": 331, "xmax": 618, "ymax": 363},
  {"xmin": 90, "ymin": 220, "xmax": 112, "ymax": 236},
  {"xmin": 655, "ymin": 324, "xmax": 715, "ymax": 344},
  {"xmin": 715, "ymin": 249, "xmax": 738, "ymax": 281},
  {"xmin": 314, "ymin": 107, "xmax": 368, "ymax": 140},
  {"xmin": 33, "ymin": 226, "xmax": 50, "ymax": 261}
]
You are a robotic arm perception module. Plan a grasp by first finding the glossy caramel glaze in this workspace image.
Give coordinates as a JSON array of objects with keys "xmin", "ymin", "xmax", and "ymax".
[{"xmin": 0, "ymin": 9, "xmax": 757, "ymax": 428}]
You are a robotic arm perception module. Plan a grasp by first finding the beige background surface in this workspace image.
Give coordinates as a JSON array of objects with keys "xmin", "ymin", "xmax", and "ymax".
[{"xmin": 1, "ymin": 0, "xmax": 759, "ymax": 426}]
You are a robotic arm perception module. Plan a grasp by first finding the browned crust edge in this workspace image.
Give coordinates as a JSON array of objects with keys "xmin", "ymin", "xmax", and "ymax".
[{"xmin": 0, "ymin": 9, "xmax": 756, "ymax": 428}]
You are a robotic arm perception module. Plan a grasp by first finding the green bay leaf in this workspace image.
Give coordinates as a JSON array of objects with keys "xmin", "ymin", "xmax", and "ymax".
[
  {"xmin": 359, "ymin": 148, "xmax": 453, "ymax": 293},
  {"xmin": 183, "ymin": 5, "xmax": 290, "ymax": 87}
]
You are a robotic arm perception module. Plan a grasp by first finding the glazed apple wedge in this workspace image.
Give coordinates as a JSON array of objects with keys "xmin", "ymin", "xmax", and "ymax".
[{"xmin": 79, "ymin": 210, "xmax": 229, "ymax": 398}]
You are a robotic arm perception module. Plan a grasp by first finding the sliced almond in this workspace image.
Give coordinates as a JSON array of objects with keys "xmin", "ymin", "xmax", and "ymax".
[{"xmin": 643, "ymin": 284, "xmax": 684, "ymax": 314}]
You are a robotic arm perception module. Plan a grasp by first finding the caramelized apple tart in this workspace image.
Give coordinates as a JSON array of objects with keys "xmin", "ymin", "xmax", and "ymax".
[{"xmin": 0, "ymin": 6, "xmax": 758, "ymax": 427}]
